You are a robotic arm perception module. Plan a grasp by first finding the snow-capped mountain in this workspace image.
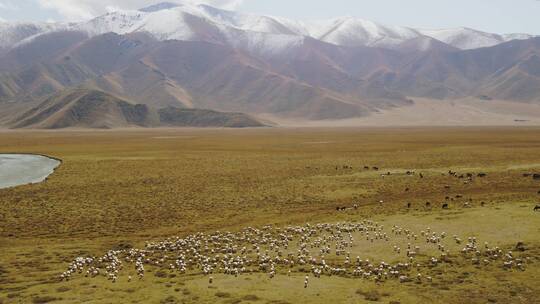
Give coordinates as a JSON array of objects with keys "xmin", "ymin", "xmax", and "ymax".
[
  {"xmin": 0, "ymin": 22, "xmax": 64, "ymax": 51},
  {"xmin": 0, "ymin": 1, "xmax": 539, "ymax": 126},
  {"xmin": 0, "ymin": 2, "xmax": 534, "ymax": 54},
  {"xmin": 0, "ymin": 1, "xmax": 536, "ymax": 58},
  {"xmin": 418, "ymin": 27, "xmax": 534, "ymax": 50}
]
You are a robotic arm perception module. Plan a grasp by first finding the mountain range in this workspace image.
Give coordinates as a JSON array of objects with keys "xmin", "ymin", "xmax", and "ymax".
[{"xmin": 0, "ymin": 1, "xmax": 539, "ymax": 128}]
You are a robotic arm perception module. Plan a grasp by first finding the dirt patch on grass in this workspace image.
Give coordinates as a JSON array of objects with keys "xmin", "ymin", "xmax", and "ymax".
[
  {"xmin": 356, "ymin": 289, "xmax": 383, "ymax": 301},
  {"xmin": 32, "ymin": 296, "xmax": 60, "ymax": 303},
  {"xmin": 215, "ymin": 291, "xmax": 231, "ymax": 298}
]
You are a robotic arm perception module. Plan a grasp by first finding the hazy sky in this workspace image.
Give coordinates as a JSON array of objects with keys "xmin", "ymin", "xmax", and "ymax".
[{"xmin": 0, "ymin": 0, "xmax": 538, "ymax": 34}]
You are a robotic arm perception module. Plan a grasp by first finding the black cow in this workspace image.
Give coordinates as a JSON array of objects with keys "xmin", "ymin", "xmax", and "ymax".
[
  {"xmin": 534, "ymin": 205, "xmax": 540, "ymax": 212},
  {"xmin": 442, "ymin": 203, "xmax": 449, "ymax": 209}
]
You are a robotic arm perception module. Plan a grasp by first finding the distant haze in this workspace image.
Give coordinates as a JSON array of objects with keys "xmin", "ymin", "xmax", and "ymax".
[{"xmin": 0, "ymin": 0, "xmax": 538, "ymax": 35}]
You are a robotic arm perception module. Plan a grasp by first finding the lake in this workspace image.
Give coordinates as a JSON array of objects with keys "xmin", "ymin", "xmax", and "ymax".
[{"xmin": 0, "ymin": 154, "xmax": 61, "ymax": 189}]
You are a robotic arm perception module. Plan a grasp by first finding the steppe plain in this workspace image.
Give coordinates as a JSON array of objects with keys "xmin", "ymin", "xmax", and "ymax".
[{"xmin": 0, "ymin": 127, "xmax": 539, "ymax": 303}]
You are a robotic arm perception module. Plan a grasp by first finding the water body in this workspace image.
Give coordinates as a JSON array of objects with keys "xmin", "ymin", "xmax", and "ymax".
[{"xmin": 0, "ymin": 154, "xmax": 61, "ymax": 189}]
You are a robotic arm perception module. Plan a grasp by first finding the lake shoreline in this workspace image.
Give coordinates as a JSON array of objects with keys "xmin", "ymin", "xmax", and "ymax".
[{"xmin": 0, "ymin": 154, "xmax": 62, "ymax": 189}]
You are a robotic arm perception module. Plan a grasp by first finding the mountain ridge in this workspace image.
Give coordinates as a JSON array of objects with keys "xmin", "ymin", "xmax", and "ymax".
[
  {"xmin": 0, "ymin": 3, "xmax": 539, "ymax": 127},
  {"xmin": 0, "ymin": 2, "xmax": 535, "ymax": 54}
]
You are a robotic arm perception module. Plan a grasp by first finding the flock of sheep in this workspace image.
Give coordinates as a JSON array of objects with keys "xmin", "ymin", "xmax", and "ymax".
[
  {"xmin": 59, "ymin": 166, "xmax": 538, "ymax": 287},
  {"xmin": 60, "ymin": 219, "xmax": 533, "ymax": 287}
]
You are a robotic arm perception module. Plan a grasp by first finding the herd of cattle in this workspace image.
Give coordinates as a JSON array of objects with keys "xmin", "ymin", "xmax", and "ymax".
[{"xmin": 335, "ymin": 166, "xmax": 540, "ymax": 212}]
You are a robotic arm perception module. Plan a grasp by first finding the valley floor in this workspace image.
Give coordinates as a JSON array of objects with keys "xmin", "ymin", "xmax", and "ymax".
[
  {"xmin": 263, "ymin": 98, "xmax": 540, "ymax": 127},
  {"xmin": 0, "ymin": 127, "xmax": 539, "ymax": 303}
]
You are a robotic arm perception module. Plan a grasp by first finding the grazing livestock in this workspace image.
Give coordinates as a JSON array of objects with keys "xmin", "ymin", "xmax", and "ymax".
[
  {"xmin": 533, "ymin": 174, "xmax": 540, "ymax": 180},
  {"xmin": 399, "ymin": 275, "xmax": 411, "ymax": 283},
  {"xmin": 442, "ymin": 204, "xmax": 449, "ymax": 209},
  {"xmin": 534, "ymin": 205, "xmax": 540, "ymax": 212},
  {"xmin": 59, "ymin": 208, "xmax": 532, "ymax": 290}
]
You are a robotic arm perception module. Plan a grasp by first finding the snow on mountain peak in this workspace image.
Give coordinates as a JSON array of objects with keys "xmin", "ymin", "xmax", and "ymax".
[
  {"xmin": 139, "ymin": 2, "xmax": 181, "ymax": 13},
  {"xmin": 0, "ymin": 22, "xmax": 65, "ymax": 49},
  {"xmin": 0, "ymin": 2, "xmax": 535, "ymax": 54},
  {"xmin": 307, "ymin": 17, "xmax": 420, "ymax": 48},
  {"xmin": 418, "ymin": 27, "xmax": 534, "ymax": 50}
]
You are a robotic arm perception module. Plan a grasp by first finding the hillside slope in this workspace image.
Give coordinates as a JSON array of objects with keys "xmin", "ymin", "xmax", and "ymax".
[{"xmin": 7, "ymin": 89, "xmax": 266, "ymax": 129}]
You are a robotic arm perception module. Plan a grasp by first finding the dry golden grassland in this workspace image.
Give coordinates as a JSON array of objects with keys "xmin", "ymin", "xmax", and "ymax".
[{"xmin": 0, "ymin": 127, "xmax": 540, "ymax": 304}]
